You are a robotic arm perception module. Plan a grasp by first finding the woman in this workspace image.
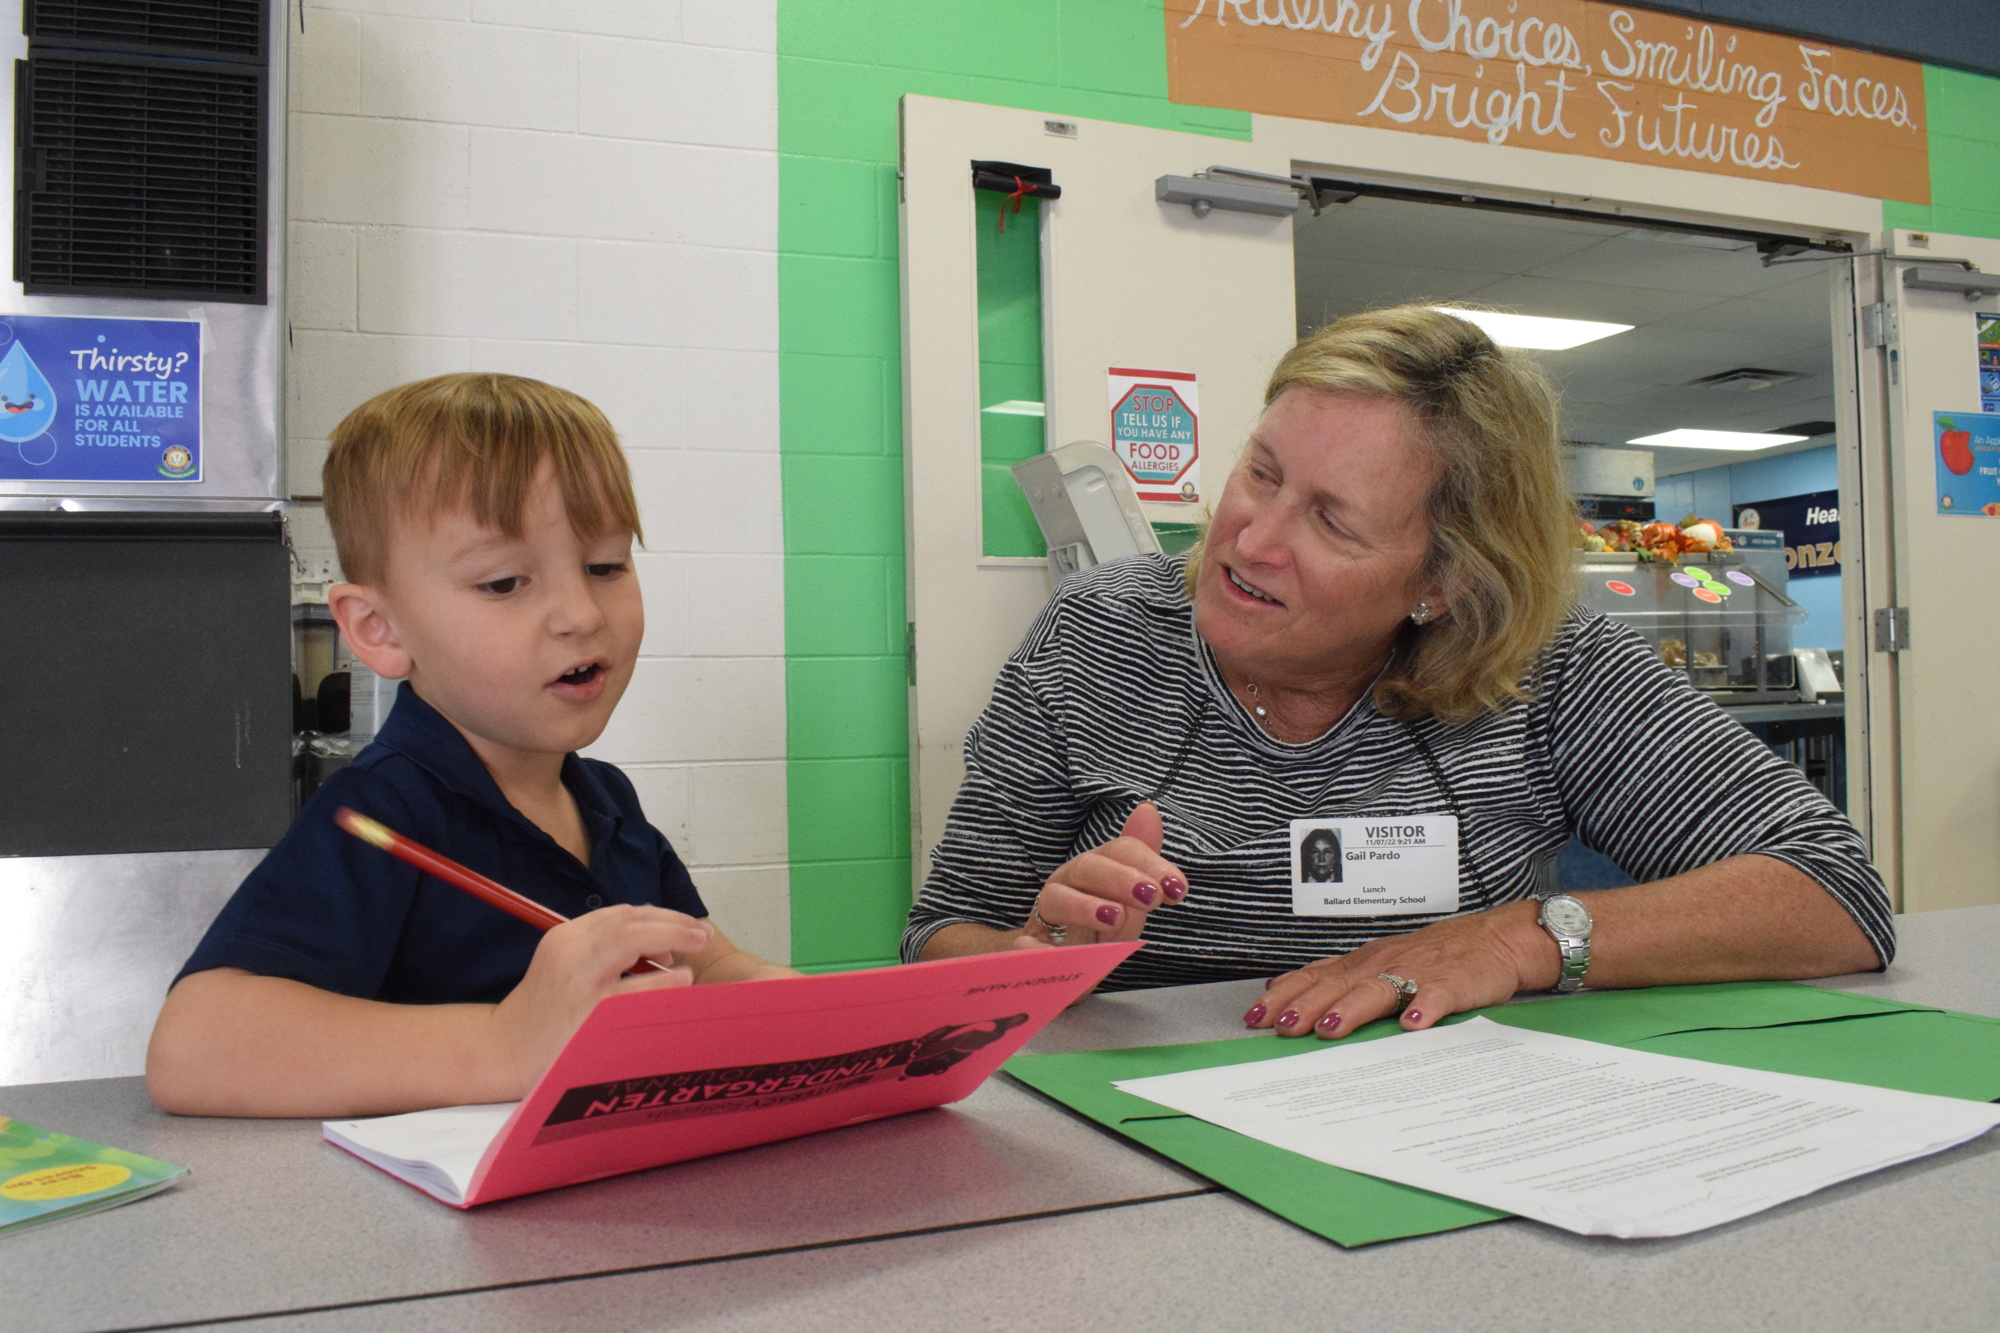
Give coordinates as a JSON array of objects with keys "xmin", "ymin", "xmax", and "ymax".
[{"xmin": 903, "ymin": 304, "xmax": 1889, "ymax": 1040}]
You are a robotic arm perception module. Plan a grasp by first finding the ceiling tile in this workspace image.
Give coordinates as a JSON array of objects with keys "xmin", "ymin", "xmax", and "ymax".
[
  {"xmin": 1293, "ymin": 197, "xmax": 1615, "ymax": 272},
  {"xmin": 1524, "ymin": 234, "xmax": 1807, "ymax": 297},
  {"xmin": 1463, "ymin": 274, "xmax": 1717, "ymax": 325},
  {"xmin": 1294, "ymin": 258, "xmax": 1501, "ymax": 328},
  {"xmin": 1290, "ymin": 195, "xmax": 1840, "ymax": 485}
]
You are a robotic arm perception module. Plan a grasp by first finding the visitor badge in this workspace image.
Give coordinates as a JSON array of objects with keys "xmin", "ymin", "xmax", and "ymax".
[{"xmin": 1289, "ymin": 816, "xmax": 1460, "ymax": 917}]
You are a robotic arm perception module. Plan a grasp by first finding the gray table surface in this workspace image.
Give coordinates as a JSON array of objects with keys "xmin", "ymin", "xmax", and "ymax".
[{"xmin": 9, "ymin": 905, "xmax": 1998, "ymax": 1333}]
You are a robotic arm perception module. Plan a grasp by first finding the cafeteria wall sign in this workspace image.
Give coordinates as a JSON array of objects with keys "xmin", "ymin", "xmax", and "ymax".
[
  {"xmin": 1166, "ymin": 1, "xmax": 1929, "ymax": 202},
  {"xmin": 1934, "ymin": 413, "xmax": 2000, "ymax": 516},
  {"xmin": 1109, "ymin": 367, "xmax": 1201, "ymax": 503},
  {"xmin": 1733, "ymin": 489, "xmax": 1839, "ymax": 577},
  {"xmin": 0, "ymin": 315, "xmax": 203, "ymax": 483}
]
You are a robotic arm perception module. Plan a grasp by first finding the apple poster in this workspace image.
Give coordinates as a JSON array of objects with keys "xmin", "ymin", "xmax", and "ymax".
[{"xmin": 1934, "ymin": 413, "xmax": 2000, "ymax": 515}]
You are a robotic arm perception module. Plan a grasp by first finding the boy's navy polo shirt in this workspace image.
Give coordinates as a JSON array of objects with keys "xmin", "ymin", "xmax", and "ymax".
[{"xmin": 178, "ymin": 684, "xmax": 708, "ymax": 1005}]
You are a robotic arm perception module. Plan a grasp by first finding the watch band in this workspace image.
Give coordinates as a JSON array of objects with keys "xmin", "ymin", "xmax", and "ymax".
[
  {"xmin": 1538, "ymin": 894, "xmax": 1592, "ymax": 994},
  {"xmin": 1551, "ymin": 934, "xmax": 1590, "ymax": 993}
]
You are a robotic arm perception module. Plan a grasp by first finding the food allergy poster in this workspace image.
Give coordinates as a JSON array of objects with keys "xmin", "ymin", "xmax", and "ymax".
[
  {"xmin": 0, "ymin": 314, "xmax": 203, "ymax": 482},
  {"xmin": 1109, "ymin": 367, "xmax": 1199, "ymax": 503},
  {"xmin": 1934, "ymin": 413, "xmax": 2000, "ymax": 515}
]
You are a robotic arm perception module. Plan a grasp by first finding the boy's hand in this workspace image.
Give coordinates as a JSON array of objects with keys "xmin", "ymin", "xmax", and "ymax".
[{"xmin": 488, "ymin": 905, "xmax": 711, "ymax": 1095}]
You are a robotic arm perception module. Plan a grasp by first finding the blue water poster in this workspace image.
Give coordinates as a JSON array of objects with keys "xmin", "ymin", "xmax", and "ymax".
[
  {"xmin": 0, "ymin": 314, "xmax": 203, "ymax": 482},
  {"xmin": 1934, "ymin": 412, "xmax": 2000, "ymax": 515}
]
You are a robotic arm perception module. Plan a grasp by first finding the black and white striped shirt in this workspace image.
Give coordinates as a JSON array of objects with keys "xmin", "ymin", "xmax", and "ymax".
[{"xmin": 902, "ymin": 553, "xmax": 1893, "ymax": 990}]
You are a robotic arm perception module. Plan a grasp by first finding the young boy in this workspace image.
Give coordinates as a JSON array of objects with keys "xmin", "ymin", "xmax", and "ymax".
[{"xmin": 147, "ymin": 373, "xmax": 794, "ymax": 1118}]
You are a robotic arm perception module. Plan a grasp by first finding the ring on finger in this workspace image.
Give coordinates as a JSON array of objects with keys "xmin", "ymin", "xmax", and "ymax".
[
  {"xmin": 1377, "ymin": 972, "xmax": 1418, "ymax": 1013},
  {"xmin": 1029, "ymin": 902, "xmax": 1068, "ymax": 946}
]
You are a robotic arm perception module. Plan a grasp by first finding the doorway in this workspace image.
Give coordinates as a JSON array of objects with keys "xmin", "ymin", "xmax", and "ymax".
[{"xmin": 1291, "ymin": 186, "xmax": 1854, "ymax": 869}]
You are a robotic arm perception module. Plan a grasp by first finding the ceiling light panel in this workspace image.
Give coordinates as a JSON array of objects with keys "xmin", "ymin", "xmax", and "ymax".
[
  {"xmin": 1431, "ymin": 307, "xmax": 1632, "ymax": 350},
  {"xmin": 1627, "ymin": 428, "xmax": 1808, "ymax": 451}
]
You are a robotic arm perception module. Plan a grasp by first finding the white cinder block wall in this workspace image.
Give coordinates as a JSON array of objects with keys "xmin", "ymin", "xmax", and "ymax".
[{"xmin": 287, "ymin": 0, "xmax": 789, "ymax": 961}]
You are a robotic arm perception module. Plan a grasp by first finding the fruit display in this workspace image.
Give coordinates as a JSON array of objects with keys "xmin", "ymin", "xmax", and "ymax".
[{"xmin": 1577, "ymin": 514, "xmax": 1734, "ymax": 562}]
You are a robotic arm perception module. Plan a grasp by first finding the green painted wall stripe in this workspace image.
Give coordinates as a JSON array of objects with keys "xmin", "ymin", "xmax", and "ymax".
[{"xmin": 1884, "ymin": 65, "xmax": 2000, "ymax": 238}]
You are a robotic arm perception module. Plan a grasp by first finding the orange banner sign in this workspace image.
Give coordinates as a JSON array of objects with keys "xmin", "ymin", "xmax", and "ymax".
[{"xmin": 1166, "ymin": 1, "xmax": 1929, "ymax": 203}]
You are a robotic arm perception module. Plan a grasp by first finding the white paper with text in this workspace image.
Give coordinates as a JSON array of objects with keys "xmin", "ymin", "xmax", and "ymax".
[{"xmin": 1114, "ymin": 1018, "xmax": 2000, "ymax": 1238}]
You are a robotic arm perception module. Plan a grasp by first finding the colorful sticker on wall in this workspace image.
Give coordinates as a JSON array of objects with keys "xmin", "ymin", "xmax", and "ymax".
[
  {"xmin": 1733, "ymin": 490, "xmax": 1840, "ymax": 578},
  {"xmin": 1108, "ymin": 368, "xmax": 1199, "ymax": 504},
  {"xmin": 0, "ymin": 315, "xmax": 202, "ymax": 483},
  {"xmin": 1934, "ymin": 413, "xmax": 2000, "ymax": 515},
  {"xmin": 1978, "ymin": 312, "xmax": 2000, "ymax": 414}
]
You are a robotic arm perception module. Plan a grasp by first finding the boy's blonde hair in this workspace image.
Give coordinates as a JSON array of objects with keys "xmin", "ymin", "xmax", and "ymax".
[
  {"xmin": 1188, "ymin": 304, "xmax": 1575, "ymax": 723},
  {"xmin": 324, "ymin": 373, "xmax": 642, "ymax": 586}
]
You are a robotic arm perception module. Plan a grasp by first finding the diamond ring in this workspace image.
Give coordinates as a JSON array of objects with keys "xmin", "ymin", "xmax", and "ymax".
[
  {"xmin": 1029, "ymin": 903, "xmax": 1068, "ymax": 946},
  {"xmin": 1377, "ymin": 972, "xmax": 1418, "ymax": 1012}
]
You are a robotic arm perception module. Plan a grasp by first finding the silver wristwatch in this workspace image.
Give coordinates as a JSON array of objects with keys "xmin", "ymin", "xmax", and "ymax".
[{"xmin": 1537, "ymin": 893, "xmax": 1593, "ymax": 993}]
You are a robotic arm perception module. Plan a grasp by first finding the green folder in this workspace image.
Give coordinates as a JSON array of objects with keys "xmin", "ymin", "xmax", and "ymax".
[{"xmin": 1005, "ymin": 982, "xmax": 2000, "ymax": 1247}]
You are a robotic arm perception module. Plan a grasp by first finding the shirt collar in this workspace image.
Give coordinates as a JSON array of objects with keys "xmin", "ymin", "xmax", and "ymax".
[{"xmin": 372, "ymin": 683, "xmax": 623, "ymax": 858}]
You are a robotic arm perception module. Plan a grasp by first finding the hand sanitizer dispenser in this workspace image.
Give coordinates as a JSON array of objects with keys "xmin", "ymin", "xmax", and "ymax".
[{"xmin": 1011, "ymin": 441, "xmax": 1162, "ymax": 586}]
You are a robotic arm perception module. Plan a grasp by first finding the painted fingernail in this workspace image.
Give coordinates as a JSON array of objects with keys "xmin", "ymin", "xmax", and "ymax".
[
  {"xmin": 1095, "ymin": 904, "xmax": 1120, "ymax": 926},
  {"xmin": 1316, "ymin": 1012, "xmax": 1341, "ymax": 1035},
  {"xmin": 1131, "ymin": 882, "xmax": 1159, "ymax": 906},
  {"xmin": 1162, "ymin": 876, "xmax": 1187, "ymax": 902},
  {"xmin": 1243, "ymin": 1003, "xmax": 1267, "ymax": 1026},
  {"xmin": 1278, "ymin": 1009, "xmax": 1302, "ymax": 1031},
  {"xmin": 1404, "ymin": 1010, "xmax": 1423, "ymax": 1024}
]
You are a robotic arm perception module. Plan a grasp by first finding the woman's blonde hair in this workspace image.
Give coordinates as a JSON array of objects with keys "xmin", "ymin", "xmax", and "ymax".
[
  {"xmin": 324, "ymin": 373, "xmax": 641, "ymax": 586},
  {"xmin": 1188, "ymin": 304, "xmax": 1575, "ymax": 723}
]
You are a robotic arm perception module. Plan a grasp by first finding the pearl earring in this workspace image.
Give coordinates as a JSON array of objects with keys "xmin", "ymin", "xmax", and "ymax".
[{"xmin": 1410, "ymin": 602, "xmax": 1434, "ymax": 625}]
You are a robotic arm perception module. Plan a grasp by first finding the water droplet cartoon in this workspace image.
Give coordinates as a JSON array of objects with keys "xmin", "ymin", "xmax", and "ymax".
[{"xmin": 0, "ymin": 340, "xmax": 59, "ymax": 463}]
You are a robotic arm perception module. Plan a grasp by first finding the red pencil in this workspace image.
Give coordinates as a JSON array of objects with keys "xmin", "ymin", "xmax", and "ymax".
[{"xmin": 334, "ymin": 806, "xmax": 670, "ymax": 973}]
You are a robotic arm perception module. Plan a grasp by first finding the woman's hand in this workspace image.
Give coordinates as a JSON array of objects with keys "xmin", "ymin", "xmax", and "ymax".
[
  {"xmin": 1243, "ymin": 900, "xmax": 1558, "ymax": 1037},
  {"xmin": 488, "ymin": 905, "xmax": 711, "ymax": 1093},
  {"xmin": 1014, "ymin": 802, "xmax": 1188, "ymax": 951}
]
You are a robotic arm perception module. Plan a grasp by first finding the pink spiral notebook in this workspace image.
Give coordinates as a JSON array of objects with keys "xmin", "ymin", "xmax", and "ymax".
[{"xmin": 323, "ymin": 941, "xmax": 1139, "ymax": 1207}]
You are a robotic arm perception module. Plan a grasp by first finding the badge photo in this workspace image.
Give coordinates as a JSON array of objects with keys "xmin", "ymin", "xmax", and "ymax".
[
  {"xmin": 1289, "ymin": 816, "xmax": 1461, "ymax": 918},
  {"xmin": 1296, "ymin": 826, "xmax": 1343, "ymax": 884}
]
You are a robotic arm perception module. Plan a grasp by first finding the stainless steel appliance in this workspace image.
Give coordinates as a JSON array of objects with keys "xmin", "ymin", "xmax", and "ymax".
[{"xmin": 0, "ymin": 1, "xmax": 289, "ymax": 1085}]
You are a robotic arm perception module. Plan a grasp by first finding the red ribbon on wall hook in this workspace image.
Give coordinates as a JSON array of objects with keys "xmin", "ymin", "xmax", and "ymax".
[
  {"xmin": 999, "ymin": 176, "xmax": 1029, "ymax": 234},
  {"xmin": 971, "ymin": 160, "xmax": 1060, "ymax": 233}
]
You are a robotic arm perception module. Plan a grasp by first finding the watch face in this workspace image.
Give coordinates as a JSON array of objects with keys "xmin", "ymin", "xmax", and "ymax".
[{"xmin": 1543, "ymin": 896, "xmax": 1591, "ymax": 936}]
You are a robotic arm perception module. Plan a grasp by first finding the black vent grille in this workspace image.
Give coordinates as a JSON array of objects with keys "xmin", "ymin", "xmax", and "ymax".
[
  {"xmin": 24, "ymin": 0, "xmax": 266, "ymax": 63},
  {"xmin": 15, "ymin": 53, "xmax": 265, "ymax": 302}
]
